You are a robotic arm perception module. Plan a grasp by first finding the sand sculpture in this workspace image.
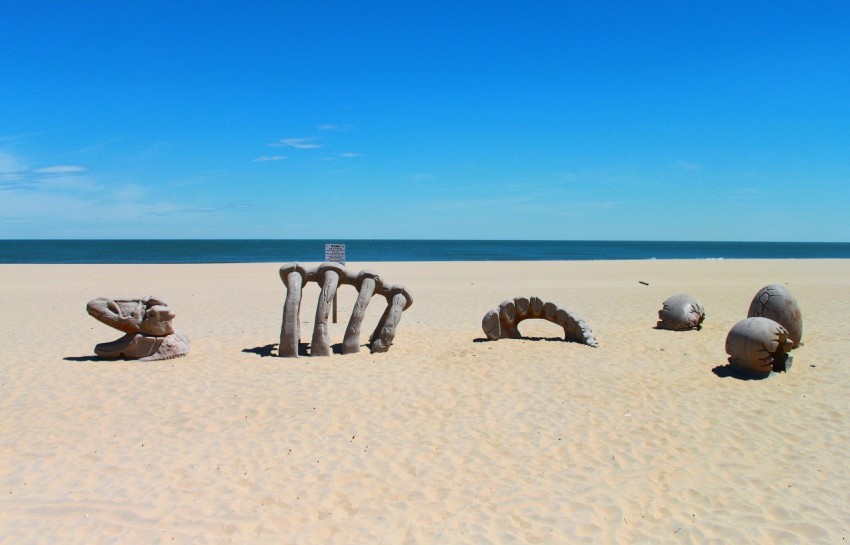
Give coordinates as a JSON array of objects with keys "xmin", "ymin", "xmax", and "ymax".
[
  {"xmin": 725, "ymin": 317, "xmax": 793, "ymax": 376},
  {"xmin": 279, "ymin": 262, "xmax": 412, "ymax": 357},
  {"xmin": 481, "ymin": 296, "xmax": 598, "ymax": 347},
  {"xmin": 747, "ymin": 284, "xmax": 803, "ymax": 348},
  {"xmin": 86, "ymin": 296, "xmax": 190, "ymax": 361},
  {"xmin": 656, "ymin": 294, "xmax": 705, "ymax": 331}
]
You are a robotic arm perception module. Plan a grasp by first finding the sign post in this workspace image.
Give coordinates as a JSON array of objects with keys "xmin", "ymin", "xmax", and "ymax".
[{"xmin": 324, "ymin": 244, "xmax": 346, "ymax": 323}]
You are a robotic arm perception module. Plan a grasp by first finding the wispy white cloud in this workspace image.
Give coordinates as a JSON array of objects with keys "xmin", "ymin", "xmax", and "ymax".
[
  {"xmin": 430, "ymin": 197, "xmax": 619, "ymax": 218},
  {"xmin": 0, "ymin": 151, "xmax": 27, "ymax": 174},
  {"xmin": 677, "ymin": 161, "xmax": 701, "ymax": 171},
  {"xmin": 0, "ymin": 132, "xmax": 43, "ymax": 144},
  {"xmin": 269, "ymin": 137, "xmax": 322, "ymax": 149},
  {"xmin": 0, "ymin": 153, "xmax": 94, "ymax": 192},
  {"xmin": 730, "ymin": 187, "xmax": 759, "ymax": 198},
  {"xmin": 0, "ymin": 151, "xmax": 253, "ymax": 237},
  {"xmin": 33, "ymin": 165, "xmax": 87, "ymax": 174},
  {"xmin": 0, "ymin": 191, "xmax": 104, "ymax": 228},
  {"xmin": 428, "ymin": 195, "xmax": 535, "ymax": 211},
  {"xmin": 141, "ymin": 205, "xmax": 221, "ymax": 217},
  {"xmin": 112, "ymin": 183, "xmax": 146, "ymax": 202},
  {"xmin": 253, "ymin": 155, "xmax": 286, "ymax": 162},
  {"xmin": 409, "ymin": 173, "xmax": 435, "ymax": 181},
  {"xmin": 316, "ymin": 124, "xmax": 351, "ymax": 132},
  {"xmin": 71, "ymin": 137, "xmax": 123, "ymax": 155},
  {"xmin": 0, "ymin": 179, "xmax": 32, "ymax": 191},
  {"xmin": 166, "ymin": 171, "xmax": 227, "ymax": 188},
  {"xmin": 321, "ymin": 152, "xmax": 362, "ymax": 161}
]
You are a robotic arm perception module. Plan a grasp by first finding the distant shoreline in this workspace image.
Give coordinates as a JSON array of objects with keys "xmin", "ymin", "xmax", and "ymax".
[{"xmin": 2, "ymin": 239, "xmax": 850, "ymax": 264}]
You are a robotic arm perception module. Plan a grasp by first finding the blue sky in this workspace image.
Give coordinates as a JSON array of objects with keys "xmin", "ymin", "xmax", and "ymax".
[{"xmin": 1, "ymin": 1, "xmax": 848, "ymax": 241}]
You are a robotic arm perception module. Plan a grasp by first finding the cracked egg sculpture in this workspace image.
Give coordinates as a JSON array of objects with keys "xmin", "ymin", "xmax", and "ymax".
[
  {"xmin": 656, "ymin": 294, "xmax": 705, "ymax": 331},
  {"xmin": 725, "ymin": 316, "xmax": 793, "ymax": 377},
  {"xmin": 747, "ymin": 284, "xmax": 802, "ymax": 348},
  {"xmin": 87, "ymin": 296, "xmax": 190, "ymax": 361}
]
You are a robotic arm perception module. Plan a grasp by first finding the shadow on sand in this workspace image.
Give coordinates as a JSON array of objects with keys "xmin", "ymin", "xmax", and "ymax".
[
  {"xmin": 712, "ymin": 363, "xmax": 771, "ymax": 381},
  {"xmin": 473, "ymin": 336, "xmax": 586, "ymax": 344},
  {"xmin": 242, "ymin": 342, "xmax": 365, "ymax": 357},
  {"xmin": 63, "ymin": 355, "xmax": 102, "ymax": 362}
]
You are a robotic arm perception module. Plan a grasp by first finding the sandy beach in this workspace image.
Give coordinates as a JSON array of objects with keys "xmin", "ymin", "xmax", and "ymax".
[{"xmin": 1, "ymin": 259, "xmax": 848, "ymax": 544}]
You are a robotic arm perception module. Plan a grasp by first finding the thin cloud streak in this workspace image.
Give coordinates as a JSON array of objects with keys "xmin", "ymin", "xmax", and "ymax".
[
  {"xmin": 71, "ymin": 138, "xmax": 123, "ymax": 155},
  {"xmin": 427, "ymin": 195, "xmax": 617, "ymax": 216},
  {"xmin": 269, "ymin": 137, "xmax": 322, "ymax": 149},
  {"xmin": 33, "ymin": 165, "xmax": 87, "ymax": 174},
  {"xmin": 0, "ymin": 155, "xmax": 92, "ymax": 191},
  {"xmin": 0, "ymin": 132, "xmax": 43, "ymax": 143},
  {"xmin": 316, "ymin": 124, "xmax": 352, "ymax": 132},
  {"xmin": 677, "ymin": 161, "xmax": 701, "ymax": 171},
  {"xmin": 322, "ymin": 153, "xmax": 362, "ymax": 160},
  {"xmin": 409, "ymin": 173, "xmax": 435, "ymax": 182},
  {"xmin": 141, "ymin": 205, "xmax": 221, "ymax": 217}
]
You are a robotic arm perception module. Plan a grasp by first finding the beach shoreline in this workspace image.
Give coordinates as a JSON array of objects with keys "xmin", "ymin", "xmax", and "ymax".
[{"xmin": 1, "ymin": 259, "xmax": 848, "ymax": 543}]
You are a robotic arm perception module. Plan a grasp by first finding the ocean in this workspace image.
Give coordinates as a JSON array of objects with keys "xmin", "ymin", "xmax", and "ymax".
[{"xmin": 2, "ymin": 240, "xmax": 849, "ymax": 264}]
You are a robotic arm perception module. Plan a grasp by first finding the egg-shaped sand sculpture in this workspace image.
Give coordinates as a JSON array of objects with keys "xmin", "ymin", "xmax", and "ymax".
[
  {"xmin": 747, "ymin": 284, "xmax": 802, "ymax": 348},
  {"xmin": 656, "ymin": 294, "xmax": 705, "ymax": 331},
  {"xmin": 725, "ymin": 317, "xmax": 793, "ymax": 377},
  {"xmin": 481, "ymin": 296, "xmax": 598, "ymax": 347}
]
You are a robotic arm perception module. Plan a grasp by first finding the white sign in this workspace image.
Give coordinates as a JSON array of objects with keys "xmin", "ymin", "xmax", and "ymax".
[{"xmin": 325, "ymin": 243, "xmax": 346, "ymax": 265}]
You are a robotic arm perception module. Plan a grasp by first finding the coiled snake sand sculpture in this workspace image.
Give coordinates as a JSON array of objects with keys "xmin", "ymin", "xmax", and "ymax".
[{"xmin": 86, "ymin": 296, "xmax": 190, "ymax": 361}]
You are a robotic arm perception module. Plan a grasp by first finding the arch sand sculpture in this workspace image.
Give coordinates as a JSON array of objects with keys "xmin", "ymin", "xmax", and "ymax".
[
  {"xmin": 481, "ymin": 296, "xmax": 598, "ymax": 347},
  {"xmin": 279, "ymin": 262, "xmax": 412, "ymax": 357},
  {"xmin": 86, "ymin": 296, "xmax": 190, "ymax": 361}
]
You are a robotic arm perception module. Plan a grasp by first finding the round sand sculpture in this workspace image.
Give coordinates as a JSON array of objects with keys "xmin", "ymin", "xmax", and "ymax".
[
  {"xmin": 747, "ymin": 284, "xmax": 802, "ymax": 348},
  {"xmin": 481, "ymin": 296, "xmax": 598, "ymax": 347},
  {"xmin": 279, "ymin": 262, "xmax": 412, "ymax": 357},
  {"xmin": 656, "ymin": 294, "xmax": 705, "ymax": 331},
  {"xmin": 725, "ymin": 317, "xmax": 793, "ymax": 376}
]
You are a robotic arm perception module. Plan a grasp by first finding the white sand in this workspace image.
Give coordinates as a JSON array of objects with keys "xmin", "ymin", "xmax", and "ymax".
[{"xmin": 1, "ymin": 259, "xmax": 848, "ymax": 544}]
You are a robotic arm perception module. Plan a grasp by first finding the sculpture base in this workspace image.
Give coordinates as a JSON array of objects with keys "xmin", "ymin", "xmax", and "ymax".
[
  {"xmin": 774, "ymin": 355, "xmax": 793, "ymax": 373},
  {"xmin": 94, "ymin": 332, "xmax": 190, "ymax": 361}
]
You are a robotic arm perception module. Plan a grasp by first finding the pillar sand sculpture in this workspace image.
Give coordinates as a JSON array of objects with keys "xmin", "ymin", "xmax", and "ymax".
[
  {"xmin": 86, "ymin": 296, "xmax": 190, "ymax": 361},
  {"xmin": 279, "ymin": 262, "xmax": 412, "ymax": 357},
  {"xmin": 481, "ymin": 296, "xmax": 598, "ymax": 347},
  {"xmin": 656, "ymin": 294, "xmax": 705, "ymax": 331}
]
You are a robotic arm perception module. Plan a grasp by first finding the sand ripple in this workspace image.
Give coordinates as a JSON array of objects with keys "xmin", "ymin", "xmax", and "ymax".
[{"xmin": 1, "ymin": 260, "xmax": 849, "ymax": 544}]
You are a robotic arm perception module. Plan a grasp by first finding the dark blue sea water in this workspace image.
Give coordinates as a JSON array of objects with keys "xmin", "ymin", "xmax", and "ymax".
[{"xmin": 2, "ymin": 240, "xmax": 849, "ymax": 264}]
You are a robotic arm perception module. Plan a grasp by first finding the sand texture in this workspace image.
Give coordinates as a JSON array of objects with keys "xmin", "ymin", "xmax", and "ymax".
[{"xmin": 1, "ymin": 259, "xmax": 849, "ymax": 544}]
